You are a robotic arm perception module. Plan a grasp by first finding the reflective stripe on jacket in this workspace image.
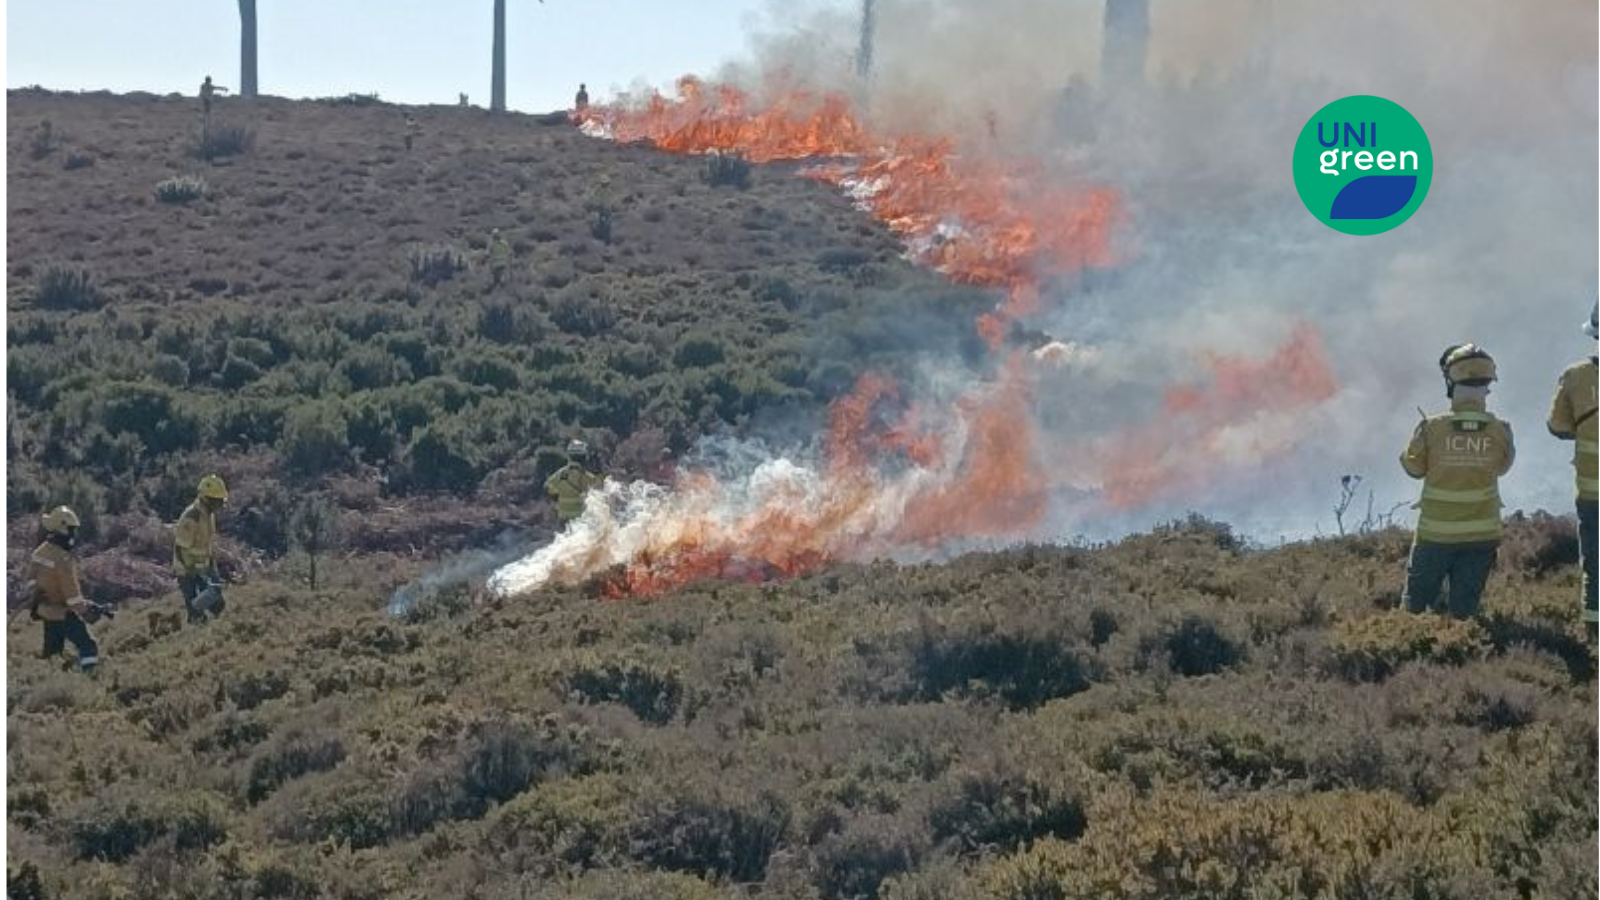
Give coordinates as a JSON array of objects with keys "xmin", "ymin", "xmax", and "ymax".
[{"xmin": 1401, "ymin": 403, "xmax": 1514, "ymax": 544}]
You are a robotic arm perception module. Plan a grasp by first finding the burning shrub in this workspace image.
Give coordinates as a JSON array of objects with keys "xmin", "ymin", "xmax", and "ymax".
[
  {"xmin": 560, "ymin": 654, "xmax": 685, "ymax": 725},
  {"xmin": 702, "ymin": 151, "xmax": 751, "ymax": 189},
  {"xmin": 408, "ymin": 245, "xmax": 467, "ymax": 286},
  {"xmin": 33, "ymin": 264, "xmax": 102, "ymax": 310},
  {"xmin": 154, "ymin": 174, "xmax": 207, "ymax": 204},
  {"xmin": 1329, "ymin": 611, "xmax": 1487, "ymax": 682}
]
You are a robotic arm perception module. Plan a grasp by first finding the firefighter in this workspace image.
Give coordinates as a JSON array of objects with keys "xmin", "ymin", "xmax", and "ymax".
[
  {"xmin": 200, "ymin": 75, "xmax": 228, "ymax": 118},
  {"xmin": 546, "ymin": 440, "xmax": 602, "ymax": 524},
  {"xmin": 1400, "ymin": 344, "xmax": 1515, "ymax": 618},
  {"xmin": 403, "ymin": 114, "xmax": 421, "ymax": 151},
  {"xmin": 29, "ymin": 506, "xmax": 101, "ymax": 673},
  {"xmin": 575, "ymin": 83, "xmax": 590, "ymax": 112},
  {"xmin": 173, "ymin": 474, "xmax": 228, "ymax": 624},
  {"xmin": 488, "ymin": 228, "xmax": 512, "ymax": 289},
  {"xmin": 1547, "ymin": 302, "xmax": 1599, "ymax": 638}
]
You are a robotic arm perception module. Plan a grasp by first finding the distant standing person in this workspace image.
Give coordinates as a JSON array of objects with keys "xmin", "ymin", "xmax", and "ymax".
[
  {"xmin": 1400, "ymin": 344, "xmax": 1515, "ymax": 618},
  {"xmin": 29, "ymin": 507, "xmax": 101, "ymax": 674},
  {"xmin": 575, "ymin": 83, "xmax": 590, "ymax": 112},
  {"xmin": 404, "ymin": 114, "xmax": 421, "ymax": 151},
  {"xmin": 174, "ymin": 474, "xmax": 229, "ymax": 624},
  {"xmin": 200, "ymin": 75, "xmax": 228, "ymax": 118},
  {"xmin": 1546, "ymin": 302, "xmax": 1599, "ymax": 638},
  {"xmin": 487, "ymin": 228, "xmax": 513, "ymax": 289}
]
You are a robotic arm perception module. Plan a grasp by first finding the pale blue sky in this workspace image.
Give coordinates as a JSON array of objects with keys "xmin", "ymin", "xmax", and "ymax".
[{"xmin": 6, "ymin": 1, "xmax": 851, "ymax": 111}]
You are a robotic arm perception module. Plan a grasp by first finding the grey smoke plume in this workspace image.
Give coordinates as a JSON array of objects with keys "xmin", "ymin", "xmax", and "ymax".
[
  {"xmin": 726, "ymin": 0, "xmax": 1597, "ymax": 538},
  {"xmin": 387, "ymin": 531, "xmax": 530, "ymax": 617}
]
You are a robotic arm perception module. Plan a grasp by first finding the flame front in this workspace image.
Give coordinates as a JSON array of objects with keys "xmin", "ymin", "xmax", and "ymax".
[{"xmin": 489, "ymin": 81, "xmax": 1338, "ymax": 600}]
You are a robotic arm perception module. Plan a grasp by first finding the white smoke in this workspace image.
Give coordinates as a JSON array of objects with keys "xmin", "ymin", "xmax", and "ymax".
[{"xmin": 735, "ymin": 0, "xmax": 1597, "ymax": 538}]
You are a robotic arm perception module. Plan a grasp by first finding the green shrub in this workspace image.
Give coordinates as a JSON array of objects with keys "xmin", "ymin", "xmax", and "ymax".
[
  {"xmin": 408, "ymin": 245, "xmax": 466, "ymax": 286},
  {"xmin": 1141, "ymin": 613, "xmax": 1245, "ymax": 677},
  {"xmin": 63, "ymin": 151, "xmax": 95, "ymax": 170},
  {"xmin": 1330, "ymin": 612, "xmax": 1487, "ymax": 682},
  {"xmin": 981, "ymin": 787, "xmax": 1484, "ymax": 900},
  {"xmin": 279, "ymin": 404, "xmax": 350, "ymax": 478},
  {"xmin": 197, "ymin": 123, "xmax": 256, "ymax": 160},
  {"xmin": 392, "ymin": 719, "xmax": 600, "ymax": 836},
  {"xmin": 928, "ymin": 755, "xmax": 1089, "ymax": 855},
  {"xmin": 69, "ymin": 792, "xmax": 228, "ymax": 861},
  {"xmin": 98, "ymin": 382, "xmax": 201, "ymax": 454},
  {"xmin": 246, "ymin": 732, "xmax": 347, "ymax": 803},
  {"xmin": 813, "ymin": 814, "xmax": 927, "ymax": 900},
  {"xmin": 561, "ymin": 655, "xmax": 685, "ymax": 725},
  {"xmin": 155, "ymin": 175, "xmax": 207, "ymax": 204},
  {"xmin": 551, "ymin": 292, "xmax": 616, "ymax": 337},
  {"xmin": 673, "ymin": 337, "xmax": 726, "ymax": 369},
  {"xmin": 6, "ymin": 862, "xmax": 47, "ymax": 900},
  {"xmin": 628, "ymin": 780, "xmax": 789, "ymax": 882},
  {"xmin": 907, "ymin": 620, "xmax": 1093, "ymax": 709},
  {"xmin": 33, "ymin": 265, "xmax": 102, "ymax": 310},
  {"xmin": 703, "ymin": 151, "xmax": 752, "ymax": 189},
  {"xmin": 401, "ymin": 425, "xmax": 483, "ymax": 493},
  {"xmin": 337, "ymin": 346, "xmax": 411, "ymax": 390}
]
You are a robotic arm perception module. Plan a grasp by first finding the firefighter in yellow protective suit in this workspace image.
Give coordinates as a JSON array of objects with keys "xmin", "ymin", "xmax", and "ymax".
[
  {"xmin": 1400, "ymin": 344, "xmax": 1515, "ymax": 618},
  {"xmin": 488, "ymin": 228, "xmax": 512, "ymax": 289},
  {"xmin": 1547, "ymin": 302, "xmax": 1599, "ymax": 637},
  {"xmin": 546, "ymin": 440, "xmax": 602, "ymax": 524},
  {"xmin": 29, "ymin": 506, "xmax": 101, "ymax": 672},
  {"xmin": 174, "ymin": 474, "xmax": 228, "ymax": 624}
]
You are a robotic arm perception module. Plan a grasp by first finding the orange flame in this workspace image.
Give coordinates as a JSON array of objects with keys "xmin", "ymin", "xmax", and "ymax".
[
  {"xmin": 1092, "ymin": 324, "xmax": 1339, "ymax": 509},
  {"xmin": 505, "ymin": 80, "xmax": 1341, "ymax": 601}
]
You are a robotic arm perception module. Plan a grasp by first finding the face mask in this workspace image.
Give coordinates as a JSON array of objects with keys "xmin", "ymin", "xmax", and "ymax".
[{"xmin": 1453, "ymin": 384, "xmax": 1490, "ymax": 403}]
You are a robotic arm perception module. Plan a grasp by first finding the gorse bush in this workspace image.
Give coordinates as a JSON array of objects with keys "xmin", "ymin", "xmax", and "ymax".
[
  {"xmin": 197, "ymin": 123, "xmax": 256, "ymax": 160},
  {"xmin": 33, "ymin": 265, "xmax": 101, "ymax": 310},
  {"xmin": 704, "ymin": 151, "xmax": 752, "ymax": 189},
  {"xmin": 154, "ymin": 174, "xmax": 208, "ymax": 204},
  {"xmin": 1329, "ymin": 611, "xmax": 1487, "ymax": 682},
  {"xmin": 408, "ymin": 245, "xmax": 467, "ymax": 286},
  {"xmin": 561, "ymin": 655, "xmax": 685, "ymax": 725}
]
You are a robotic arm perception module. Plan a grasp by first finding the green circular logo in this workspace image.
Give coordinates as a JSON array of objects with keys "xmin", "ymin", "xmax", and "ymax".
[{"xmin": 1293, "ymin": 95, "xmax": 1432, "ymax": 235}]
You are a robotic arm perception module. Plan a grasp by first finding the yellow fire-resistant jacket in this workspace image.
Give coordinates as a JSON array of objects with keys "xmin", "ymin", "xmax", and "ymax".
[
  {"xmin": 30, "ymin": 541, "xmax": 85, "ymax": 622},
  {"xmin": 1546, "ymin": 358, "xmax": 1598, "ymax": 501},
  {"xmin": 1401, "ymin": 399, "xmax": 1515, "ymax": 544},
  {"xmin": 173, "ymin": 500, "xmax": 218, "ymax": 575},
  {"xmin": 489, "ymin": 238, "xmax": 512, "ymax": 269},
  {"xmin": 546, "ymin": 463, "xmax": 601, "ymax": 522}
]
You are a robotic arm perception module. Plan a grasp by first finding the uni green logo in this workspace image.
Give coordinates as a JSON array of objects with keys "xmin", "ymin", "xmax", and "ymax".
[{"xmin": 1293, "ymin": 95, "xmax": 1432, "ymax": 235}]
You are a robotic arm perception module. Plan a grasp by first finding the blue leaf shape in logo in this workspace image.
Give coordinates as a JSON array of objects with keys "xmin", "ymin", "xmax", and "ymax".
[{"xmin": 1329, "ymin": 175, "xmax": 1417, "ymax": 220}]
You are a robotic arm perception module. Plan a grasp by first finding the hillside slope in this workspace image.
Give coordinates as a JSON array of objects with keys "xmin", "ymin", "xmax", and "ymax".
[
  {"xmin": 6, "ymin": 517, "xmax": 1596, "ymax": 899},
  {"xmin": 6, "ymin": 89, "xmax": 994, "ymax": 597}
]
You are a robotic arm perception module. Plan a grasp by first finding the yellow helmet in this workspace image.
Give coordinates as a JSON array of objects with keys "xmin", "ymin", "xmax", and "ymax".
[
  {"xmin": 197, "ymin": 473, "xmax": 230, "ymax": 501},
  {"xmin": 1441, "ymin": 343, "xmax": 1496, "ymax": 385},
  {"xmin": 42, "ymin": 505, "xmax": 81, "ymax": 535}
]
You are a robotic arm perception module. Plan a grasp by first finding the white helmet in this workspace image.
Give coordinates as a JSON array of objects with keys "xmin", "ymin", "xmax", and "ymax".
[
  {"xmin": 1584, "ymin": 300, "xmax": 1597, "ymax": 339},
  {"xmin": 566, "ymin": 439, "xmax": 589, "ymax": 458}
]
